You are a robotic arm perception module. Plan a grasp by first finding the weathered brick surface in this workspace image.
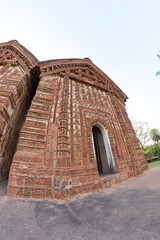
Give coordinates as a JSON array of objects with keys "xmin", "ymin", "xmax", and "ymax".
[
  {"xmin": 0, "ymin": 41, "xmax": 148, "ymax": 200},
  {"xmin": 0, "ymin": 41, "xmax": 39, "ymax": 181}
]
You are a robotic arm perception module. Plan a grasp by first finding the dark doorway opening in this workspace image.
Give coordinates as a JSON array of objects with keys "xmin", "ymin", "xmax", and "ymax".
[{"xmin": 92, "ymin": 126, "xmax": 109, "ymax": 175}]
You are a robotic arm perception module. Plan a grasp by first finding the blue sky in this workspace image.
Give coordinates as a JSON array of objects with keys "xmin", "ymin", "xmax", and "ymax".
[{"xmin": 1, "ymin": 0, "xmax": 160, "ymax": 129}]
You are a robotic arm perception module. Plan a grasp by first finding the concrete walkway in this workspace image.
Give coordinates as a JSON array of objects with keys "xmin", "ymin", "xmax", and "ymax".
[{"xmin": 0, "ymin": 166, "xmax": 160, "ymax": 240}]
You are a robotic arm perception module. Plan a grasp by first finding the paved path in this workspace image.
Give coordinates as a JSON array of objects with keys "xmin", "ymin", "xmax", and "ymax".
[{"xmin": 0, "ymin": 166, "xmax": 160, "ymax": 240}]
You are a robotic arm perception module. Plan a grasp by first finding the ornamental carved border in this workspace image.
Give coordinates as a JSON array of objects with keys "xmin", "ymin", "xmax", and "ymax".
[
  {"xmin": 0, "ymin": 41, "xmax": 128, "ymax": 103},
  {"xmin": 40, "ymin": 61, "xmax": 128, "ymax": 103},
  {"xmin": 0, "ymin": 42, "xmax": 37, "ymax": 73}
]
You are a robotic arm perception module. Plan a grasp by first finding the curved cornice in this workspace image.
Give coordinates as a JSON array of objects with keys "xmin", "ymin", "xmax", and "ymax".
[
  {"xmin": 39, "ymin": 58, "xmax": 128, "ymax": 103},
  {"xmin": 0, "ymin": 40, "xmax": 38, "ymax": 73},
  {"xmin": 0, "ymin": 40, "xmax": 128, "ymax": 103}
]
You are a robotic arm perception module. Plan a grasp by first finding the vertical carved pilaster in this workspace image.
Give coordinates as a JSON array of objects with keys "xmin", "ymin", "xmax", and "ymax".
[
  {"xmin": 54, "ymin": 75, "xmax": 72, "ymax": 199},
  {"xmin": 56, "ymin": 76, "xmax": 70, "ymax": 166}
]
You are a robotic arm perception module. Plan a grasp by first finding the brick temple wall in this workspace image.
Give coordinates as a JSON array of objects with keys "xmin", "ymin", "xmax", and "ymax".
[
  {"xmin": 0, "ymin": 41, "xmax": 148, "ymax": 200},
  {"xmin": 7, "ymin": 68, "xmax": 148, "ymax": 200},
  {"xmin": 0, "ymin": 42, "xmax": 38, "ymax": 181}
]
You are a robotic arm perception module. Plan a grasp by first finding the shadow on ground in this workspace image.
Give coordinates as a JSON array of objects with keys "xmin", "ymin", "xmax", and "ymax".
[{"xmin": 0, "ymin": 166, "xmax": 160, "ymax": 240}]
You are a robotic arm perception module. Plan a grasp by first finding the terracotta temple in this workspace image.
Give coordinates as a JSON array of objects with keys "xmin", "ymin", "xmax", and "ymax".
[{"xmin": 0, "ymin": 40, "xmax": 148, "ymax": 200}]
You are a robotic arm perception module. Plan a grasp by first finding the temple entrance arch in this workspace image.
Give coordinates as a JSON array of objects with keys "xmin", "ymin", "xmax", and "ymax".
[{"xmin": 92, "ymin": 123, "xmax": 116, "ymax": 175}]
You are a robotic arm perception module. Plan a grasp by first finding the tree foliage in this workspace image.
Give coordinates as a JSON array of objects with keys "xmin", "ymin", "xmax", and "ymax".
[
  {"xmin": 150, "ymin": 128, "xmax": 160, "ymax": 144},
  {"xmin": 131, "ymin": 118, "xmax": 160, "ymax": 160},
  {"xmin": 143, "ymin": 144, "xmax": 160, "ymax": 160},
  {"xmin": 156, "ymin": 52, "xmax": 160, "ymax": 76},
  {"xmin": 132, "ymin": 120, "xmax": 160, "ymax": 149},
  {"xmin": 133, "ymin": 121, "xmax": 151, "ymax": 149}
]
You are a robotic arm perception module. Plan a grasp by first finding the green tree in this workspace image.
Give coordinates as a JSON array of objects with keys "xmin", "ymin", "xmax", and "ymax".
[
  {"xmin": 143, "ymin": 144, "xmax": 160, "ymax": 160},
  {"xmin": 150, "ymin": 128, "xmax": 160, "ymax": 144},
  {"xmin": 132, "ymin": 121, "xmax": 151, "ymax": 150}
]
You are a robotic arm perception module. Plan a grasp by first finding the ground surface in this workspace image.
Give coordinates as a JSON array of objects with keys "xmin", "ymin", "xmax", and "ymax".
[
  {"xmin": 0, "ymin": 166, "xmax": 160, "ymax": 240},
  {"xmin": 148, "ymin": 160, "xmax": 160, "ymax": 167}
]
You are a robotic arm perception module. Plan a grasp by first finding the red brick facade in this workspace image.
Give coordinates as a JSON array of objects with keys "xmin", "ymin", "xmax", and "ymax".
[{"xmin": 0, "ymin": 40, "xmax": 148, "ymax": 200}]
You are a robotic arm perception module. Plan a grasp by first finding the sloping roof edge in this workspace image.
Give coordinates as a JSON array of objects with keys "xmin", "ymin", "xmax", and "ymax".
[
  {"xmin": 0, "ymin": 40, "xmax": 128, "ymax": 102},
  {"xmin": 0, "ymin": 40, "xmax": 38, "ymax": 71},
  {"xmin": 39, "ymin": 58, "xmax": 128, "ymax": 102}
]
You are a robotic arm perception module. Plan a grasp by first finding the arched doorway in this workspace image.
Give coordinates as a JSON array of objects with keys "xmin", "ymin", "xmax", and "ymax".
[{"xmin": 92, "ymin": 123, "xmax": 116, "ymax": 175}]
